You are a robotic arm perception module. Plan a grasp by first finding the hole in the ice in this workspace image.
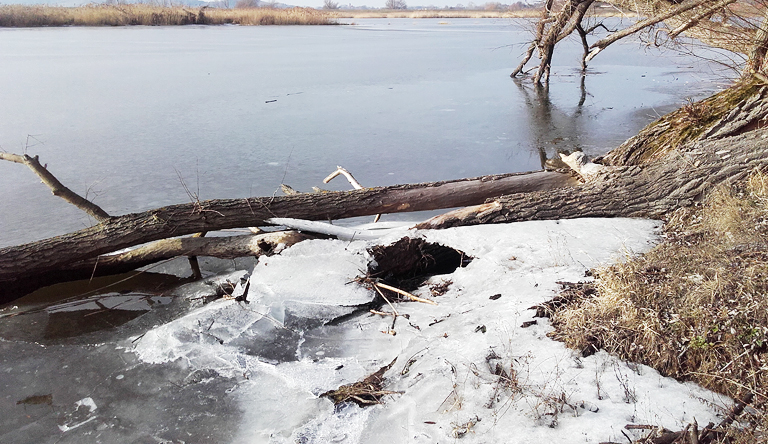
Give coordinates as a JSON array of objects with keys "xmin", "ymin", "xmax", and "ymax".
[{"xmin": 367, "ymin": 237, "xmax": 472, "ymax": 291}]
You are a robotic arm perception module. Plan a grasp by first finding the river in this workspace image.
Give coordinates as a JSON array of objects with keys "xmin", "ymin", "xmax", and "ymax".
[{"xmin": 0, "ymin": 18, "xmax": 731, "ymax": 248}]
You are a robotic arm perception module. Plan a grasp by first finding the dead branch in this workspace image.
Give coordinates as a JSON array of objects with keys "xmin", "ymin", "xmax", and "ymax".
[
  {"xmin": 0, "ymin": 152, "xmax": 110, "ymax": 221},
  {"xmin": 322, "ymin": 165, "xmax": 380, "ymax": 221},
  {"xmin": 666, "ymin": 0, "xmax": 737, "ymax": 40},
  {"xmin": 9, "ymin": 231, "xmax": 313, "ymax": 297},
  {"xmin": 324, "ymin": 165, "xmax": 364, "ymax": 190},
  {"xmin": 374, "ymin": 281, "xmax": 438, "ymax": 305},
  {"xmin": 321, "ymin": 358, "xmax": 400, "ymax": 406}
]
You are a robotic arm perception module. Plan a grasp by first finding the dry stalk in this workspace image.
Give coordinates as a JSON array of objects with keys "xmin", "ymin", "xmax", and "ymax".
[{"xmin": 374, "ymin": 281, "xmax": 438, "ymax": 306}]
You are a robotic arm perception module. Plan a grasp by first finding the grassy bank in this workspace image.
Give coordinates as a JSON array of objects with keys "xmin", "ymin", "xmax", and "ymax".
[
  {"xmin": 0, "ymin": 4, "xmax": 334, "ymax": 27},
  {"xmin": 546, "ymin": 170, "xmax": 768, "ymax": 442}
]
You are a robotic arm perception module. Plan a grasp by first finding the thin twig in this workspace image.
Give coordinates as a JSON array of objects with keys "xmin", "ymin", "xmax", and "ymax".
[
  {"xmin": 374, "ymin": 282, "xmax": 438, "ymax": 306},
  {"xmin": 373, "ymin": 284, "xmax": 400, "ymax": 316}
]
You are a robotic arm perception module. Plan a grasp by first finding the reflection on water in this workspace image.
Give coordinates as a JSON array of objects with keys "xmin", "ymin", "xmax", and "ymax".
[
  {"xmin": 0, "ymin": 271, "xmax": 186, "ymax": 342},
  {"xmin": 43, "ymin": 293, "xmax": 172, "ymax": 339},
  {"xmin": 515, "ymin": 74, "xmax": 592, "ymax": 169}
]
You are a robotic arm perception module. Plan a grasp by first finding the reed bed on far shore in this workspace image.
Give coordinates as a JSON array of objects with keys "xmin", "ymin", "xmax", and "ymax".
[
  {"xmin": 331, "ymin": 6, "xmax": 632, "ymax": 19},
  {"xmin": 0, "ymin": 4, "xmax": 335, "ymax": 27},
  {"xmin": 330, "ymin": 9, "xmax": 539, "ymax": 19}
]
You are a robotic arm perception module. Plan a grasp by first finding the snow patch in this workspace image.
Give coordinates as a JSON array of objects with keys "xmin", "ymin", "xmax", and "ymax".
[{"xmin": 130, "ymin": 218, "xmax": 729, "ymax": 444}]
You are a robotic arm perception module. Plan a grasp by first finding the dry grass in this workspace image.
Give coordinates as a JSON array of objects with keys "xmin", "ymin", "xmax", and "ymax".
[
  {"xmin": 320, "ymin": 358, "xmax": 400, "ymax": 406},
  {"xmin": 601, "ymin": 79, "xmax": 765, "ymax": 166},
  {"xmin": 332, "ymin": 8, "xmax": 632, "ymax": 19},
  {"xmin": 547, "ymin": 169, "xmax": 768, "ymax": 442},
  {"xmin": 0, "ymin": 5, "xmax": 334, "ymax": 27},
  {"xmin": 0, "ymin": 5, "xmax": 634, "ymax": 27},
  {"xmin": 331, "ymin": 9, "xmax": 540, "ymax": 19}
]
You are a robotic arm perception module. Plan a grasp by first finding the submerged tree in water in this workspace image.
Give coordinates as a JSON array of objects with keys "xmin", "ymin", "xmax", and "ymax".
[{"xmin": 514, "ymin": 0, "xmax": 768, "ymax": 84}]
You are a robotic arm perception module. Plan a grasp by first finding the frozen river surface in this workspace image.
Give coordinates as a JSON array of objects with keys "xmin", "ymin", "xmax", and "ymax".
[
  {"xmin": 0, "ymin": 19, "xmax": 736, "ymax": 444},
  {"xmin": 0, "ymin": 18, "xmax": 730, "ymax": 247}
]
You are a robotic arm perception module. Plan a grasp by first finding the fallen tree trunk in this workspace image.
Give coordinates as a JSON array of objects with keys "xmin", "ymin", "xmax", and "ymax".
[
  {"xmin": 6, "ymin": 231, "xmax": 314, "ymax": 298},
  {"xmin": 417, "ymin": 128, "xmax": 768, "ymax": 229},
  {"xmin": 3, "ymin": 81, "xmax": 766, "ymax": 305},
  {"xmin": 0, "ymin": 170, "xmax": 577, "ymax": 303}
]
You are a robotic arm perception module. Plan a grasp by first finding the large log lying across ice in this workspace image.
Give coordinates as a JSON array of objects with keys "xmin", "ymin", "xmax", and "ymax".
[{"xmin": 0, "ymin": 170, "xmax": 577, "ymax": 303}]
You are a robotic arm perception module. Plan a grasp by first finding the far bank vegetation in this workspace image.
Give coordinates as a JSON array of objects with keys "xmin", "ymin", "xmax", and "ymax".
[
  {"xmin": 0, "ymin": 4, "xmax": 334, "ymax": 27},
  {"xmin": 0, "ymin": 2, "xmax": 624, "ymax": 27}
]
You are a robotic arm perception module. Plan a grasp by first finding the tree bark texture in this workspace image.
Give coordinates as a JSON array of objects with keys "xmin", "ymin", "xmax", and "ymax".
[
  {"xmin": 0, "ymin": 170, "xmax": 578, "ymax": 302},
  {"xmin": 416, "ymin": 127, "xmax": 768, "ymax": 229}
]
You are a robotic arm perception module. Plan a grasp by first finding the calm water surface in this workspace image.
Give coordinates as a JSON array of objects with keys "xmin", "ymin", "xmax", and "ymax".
[{"xmin": 0, "ymin": 19, "xmax": 731, "ymax": 247}]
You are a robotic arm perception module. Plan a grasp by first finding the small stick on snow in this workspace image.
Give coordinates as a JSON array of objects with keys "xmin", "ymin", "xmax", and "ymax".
[
  {"xmin": 373, "ymin": 284, "xmax": 400, "ymax": 317},
  {"xmin": 624, "ymin": 425, "xmax": 656, "ymax": 430},
  {"xmin": 375, "ymin": 282, "xmax": 438, "ymax": 306},
  {"xmin": 370, "ymin": 309, "xmax": 396, "ymax": 317}
]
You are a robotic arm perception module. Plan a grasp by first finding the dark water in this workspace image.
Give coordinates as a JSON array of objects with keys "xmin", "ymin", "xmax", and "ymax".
[{"xmin": 0, "ymin": 19, "xmax": 731, "ymax": 248}]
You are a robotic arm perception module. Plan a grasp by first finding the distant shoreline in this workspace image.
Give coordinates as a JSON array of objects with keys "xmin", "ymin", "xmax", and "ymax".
[
  {"xmin": 332, "ymin": 8, "xmax": 632, "ymax": 19},
  {"xmin": 0, "ymin": 4, "xmax": 334, "ymax": 27},
  {"xmin": 0, "ymin": 4, "xmax": 634, "ymax": 28}
]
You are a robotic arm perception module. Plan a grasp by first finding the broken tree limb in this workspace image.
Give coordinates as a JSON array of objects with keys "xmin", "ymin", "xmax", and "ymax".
[
  {"xmin": 9, "ymin": 231, "xmax": 313, "ymax": 298},
  {"xmin": 187, "ymin": 231, "xmax": 207, "ymax": 280},
  {"xmin": 0, "ymin": 170, "xmax": 577, "ymax": 303},
  {"xmin": 0, "ymin": 152, "xmax": 110, "ymax": 222},
  {"xmin": 415, "ymin": 128, "xmax": 768, "ymax": 229},
  {"xmin": 266, "ymin": 217, "xmax": 407, "ymax": 241},
  {"xmin": 324, "ymin": 165, "xmax": 364, "ymax": 190},
  {"xmin": 558, "ymin": 151, "xmax": 607, "ymax": 181},
  {"xmin": 322, "ymin": 165, "xmax": 381, "ymax": 222},
  {"xmin": 374, "ymin": 282, "xmax": 438, "ymax": 306}
]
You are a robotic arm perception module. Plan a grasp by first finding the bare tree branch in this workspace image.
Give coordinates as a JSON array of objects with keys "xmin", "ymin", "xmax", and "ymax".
[
  {"xmin": 666, "ymin": 0, "xmax": 737, "ymax": 40},
  {"xmin": 586, "ymin": 0, "xmax": 722, "ymax": 63},
  {"xmin": 0, "ymin": 152, "xmax": 111, "ymax": 222}
]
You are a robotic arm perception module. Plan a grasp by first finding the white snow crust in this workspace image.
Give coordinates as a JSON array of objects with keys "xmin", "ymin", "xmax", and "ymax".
[{"xmin": 131, "ymin": 218, "xmax": 731, "ymax": 443}]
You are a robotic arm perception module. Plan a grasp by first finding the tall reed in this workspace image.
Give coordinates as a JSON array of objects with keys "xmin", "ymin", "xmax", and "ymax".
[{"xmin": 0, "ymin": 4, "xmax": 335, "ymax": 27}]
